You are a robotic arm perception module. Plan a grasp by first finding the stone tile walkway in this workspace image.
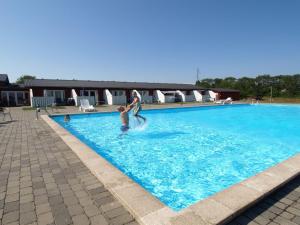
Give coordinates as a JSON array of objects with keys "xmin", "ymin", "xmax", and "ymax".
[
  {"xmin": 0, "ymin": 108, "xmax": 137, "ymax": 225},
  {"xmin": 227, "ymin": 175, "xmax": 300, "ymax": 225},
  {"xmin": 0, "ymin": 106, "xmax": 300, "ymax": 225}
]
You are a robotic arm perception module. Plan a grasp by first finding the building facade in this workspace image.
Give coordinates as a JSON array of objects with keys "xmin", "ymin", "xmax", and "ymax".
[{"xmin": 0, "ymin": 75, "xmax": 240, "ymax": 107}]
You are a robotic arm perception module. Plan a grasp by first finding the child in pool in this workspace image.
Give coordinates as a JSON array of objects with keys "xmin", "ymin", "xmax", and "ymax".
[
  {"xmin": 64, "ymin": 114, "xmax": 70, "ymax": 122},
  {"xmin": 117, "ymin": 105, "xmax": 133, "ymax": 132},
  {"xmin": 129, "ymin": 93, "xmax": 146, "ymax": 123}
]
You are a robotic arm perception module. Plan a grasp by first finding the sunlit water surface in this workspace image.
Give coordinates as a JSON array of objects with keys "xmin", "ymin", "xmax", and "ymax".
[{"xmin": 53, "ymin": 104, "xmax": 300, "ymax": 210}]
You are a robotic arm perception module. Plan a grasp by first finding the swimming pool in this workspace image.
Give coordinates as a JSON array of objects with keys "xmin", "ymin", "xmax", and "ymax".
[{"xmin": 52, "ymin": 104, "xmax": 300, "ymax": 211}]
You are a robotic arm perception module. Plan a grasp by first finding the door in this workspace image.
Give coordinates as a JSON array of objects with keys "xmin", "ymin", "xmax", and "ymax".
[
  {"xmin": 1, "ymin": 92, "xmax": 8, "ymax": 106},
  {"xmin": 8, "ymin": 92, "xmax": 16, "ymax": 106},
  {"xmin": 16, "ymin": 92, "xmax": 25, "ymax": 105},
  {"xmin": 54, "ymin": 90, "xmax": 64, "ymax": 104}
]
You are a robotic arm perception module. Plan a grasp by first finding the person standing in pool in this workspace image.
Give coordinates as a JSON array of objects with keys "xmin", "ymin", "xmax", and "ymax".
[
  {"xmin": 130, "ymin": 93, "xmax": 146, "ymax": 123},
  {"xmin": 117, "ymin": 105, "xmax": 133, "ymax": 133}
]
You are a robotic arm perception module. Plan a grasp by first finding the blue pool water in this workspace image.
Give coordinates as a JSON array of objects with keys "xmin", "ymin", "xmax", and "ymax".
[{"xmin": 52, "ymin": 104, "xmax": 300, "ymax": 211}]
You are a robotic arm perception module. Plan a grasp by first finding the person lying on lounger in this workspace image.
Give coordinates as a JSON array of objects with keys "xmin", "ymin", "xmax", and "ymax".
[
  {"xmin": 117, "ymin": 105, "xmax": 133, "ymax": 133},
  {"xmin": 129, "ymin": 93, "xmax": 146, "ymax": 123}
]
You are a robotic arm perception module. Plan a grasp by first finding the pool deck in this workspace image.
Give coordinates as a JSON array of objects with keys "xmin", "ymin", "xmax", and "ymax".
[{"xmin": 1, "ymin": 103, "xmax": 300, "ymax": 225}]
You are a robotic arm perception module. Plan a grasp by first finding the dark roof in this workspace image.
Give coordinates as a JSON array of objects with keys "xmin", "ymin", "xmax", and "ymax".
[
  {"xmin": 24, "ymin": 79, "xmax": 203, "ymax": 90},
  {"xmin": 0, "ymin": 74, "xmax": 9, "ymax": 83},
  {"xmin": 210, "ymin": 88, "xmax": 240, "ymax": 93},
  {"xmin": 23, "ymin": 78, "xmax": 240, "ymax": 93}
]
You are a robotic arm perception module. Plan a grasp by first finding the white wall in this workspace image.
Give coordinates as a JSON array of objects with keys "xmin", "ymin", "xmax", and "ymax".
[
  {"xmin": 29, "ymin": 89, "xmax": 33, "ymax": 107},
  {"xmin": 193, "ymin": 90, "xmax": 203, "ymax": 102},
  {"xmin": 132, "ymin": 90, "xmax": 142, "ymax": 101},
  {"xmin": 176, "ymin": 90, "xmax": 185, "ymax": 102},
  {"xmin": 104, "ymin": 89, "xmax": 113, "ymax": 105},
  {"xmin": 154, "ymin": 90, "xmax": 165, "ymax": 103},
  {"xmin": 71, "ymin": 89, "xmax": 78, "ymax": 106},
  {"xmin": 208, "ymin": 90, "xmax": 217, "ymax": 101}
]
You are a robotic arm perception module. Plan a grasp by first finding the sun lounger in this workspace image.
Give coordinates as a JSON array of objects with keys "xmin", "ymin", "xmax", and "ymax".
[
  {"xmin": 215, "ymin": 97, "xmax": 233, "ymax": 105},
  {"xmin": 0, "ymin": 107, "xmax": 12, "ymax": 121},
  {"xmin": 79, "ymin": 99, "xmax": 96, "ymax": 112}
]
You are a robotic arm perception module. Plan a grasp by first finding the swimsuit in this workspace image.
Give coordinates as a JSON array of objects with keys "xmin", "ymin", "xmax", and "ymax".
[{"xmin": 120, "ymin": 125, "xmax": 129, "ymax": 132}]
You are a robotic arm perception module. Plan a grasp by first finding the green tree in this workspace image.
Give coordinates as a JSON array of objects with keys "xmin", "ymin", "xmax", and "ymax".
[
  {"xmin": 16, "ymin": 75, "xmax": 36, "ymax": 84},
  {"xmin": 196, "ymin": 74, "xmax": 300, "ymax": 99}
]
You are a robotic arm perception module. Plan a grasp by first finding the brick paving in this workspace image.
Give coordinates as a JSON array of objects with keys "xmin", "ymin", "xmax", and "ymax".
[
  {"xmin": 0, "ymin": 106, "xmax": 300, "ymax": 225},
  {"xmin": 0, "ymin": 108, "xmax": 137, "ymax": 225},
  {"xmin": 227, "ymin": 175, "xmax": 300, "ymax": 225}
]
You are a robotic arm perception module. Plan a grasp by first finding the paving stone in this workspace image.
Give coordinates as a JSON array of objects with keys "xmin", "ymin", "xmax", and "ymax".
[
  {"xmin": 51, "ymin": 204, "xmax": 69, "ymax": 217},
  {"xmin": 67, "ymin": 204, "xmax": 84, "ymax": 216},
  {"xmin": 37, "ymin": 212, "xmax": 54, "ymax": 225},
  {"xmin": 20, "ymin": 194, "xmax": 34, "ymax": 204},
  {"xmin": 83, "ymin": 204, "xmax": 100, "ymax": 217},
  {"xmin": 54, "ymin": 212, "xmax": 72, "ymax": 225},
  {"xmin": 72, "ymin": 214, "xmax": 90, "ymax": 225},
  {"xmin": 280, "ymin": 197, "xmax": 294, "ymax": 205},
  {"xmin": 100, "ymin": 201, "xmax": 122, "ymax": 213},
  {"xmin": 273, "ymin": 216, "xmax": 298, "ymax": 225},
  {"xmin": 0, "ymin": 208, "xmax": 3, "ymax": 220},
  {"xmin": 35, "ymin": 195, "xmax": 48, "ymax": 205},
  {"xmin": 49, "ymin": 195, "xmax": 63, "ymax": 206},
  {"xmin": 125, "ymin": 222, "xmax": 139, "ymax": 225},
  {"xmin": 2, "ymin": 211, "xmax": 20, "ymax": 224},
  {"xmin": 20, "ymin": 211, "xmax": 37, "ymax": 225},
  {"xmin": 5, "ymin": 193, "xmax": 19, "ymax": 203},
  {"xmin": 109, "ymin": 214, "xmax": 134, "ymax": 225},
  {"xmin": 286, "ymin": 206, "xmax": 300, "ymax": 216},
  {"xmin": 4, "ymin": 201, "xmax": 19, "ymax": 213},
  {"xmin": 21, "ymin": 187, "xmax": 33, "ymax": 196},
  {"xmin": 293, "ymin": 203, "xmax": 300, "ymax": 210},
  {"xmin": 94, "ymin": 196, "xmax": 114, "ymax": 207},
  {"xmin": 0, "ymin": 199, "xmax": 4, "ymax": 209},
  {"xmin": 78, "ymin": 197, "xmax": 94, "ymax": 206},
  {"xmin": 280, "ymin": 211, "xmax": 295, "ymax": 220},
  {"xmin": 36, "ymin": 203, "xmax": 51, "ymax": 215},
  {"xmin": 63, "ymin": 196, "xmax": 78, "ymax": 206},
  {"xmin": 104, "ymin": 207, "xmax": 128, "ymax": 219},
  {"xmin": 291, "ymin": 215, "xmax": 300, "ymax": 224},
  {"xmin": 88, "ymin": 187, "xmax": 106, "ymax": 196},
  {"xmin": 90, "ymin": 214, "xmax": 109, "ymax": 225}
]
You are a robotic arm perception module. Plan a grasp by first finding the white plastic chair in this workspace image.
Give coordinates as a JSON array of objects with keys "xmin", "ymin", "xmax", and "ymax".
[
  {"xmin": 79, "ymin": 99, "xmax": 96, "ymax": 112},
  {"xmin": 215, "ymin": 97, "xmax": 233, "ymax": 105},
  {"xmin": 0, "ymin": 107, "xmax": 12, "ymax": 121}
]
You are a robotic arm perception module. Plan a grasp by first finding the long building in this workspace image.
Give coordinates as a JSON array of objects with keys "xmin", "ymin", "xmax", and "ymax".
[{"xmin": 0, "ymin": 74, "xmax": 240, "ymax": 107}]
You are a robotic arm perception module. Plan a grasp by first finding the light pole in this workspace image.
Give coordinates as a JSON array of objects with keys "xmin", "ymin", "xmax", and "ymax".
[{"xmin": 270, "ymin": 86, "xmax": 273, "ymax": 103}]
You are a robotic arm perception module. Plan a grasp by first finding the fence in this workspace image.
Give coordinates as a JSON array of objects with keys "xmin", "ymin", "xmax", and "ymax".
[
  {"xmin": 31, "ymin": 97, "xmax": 55, "ymax": 107},
  {"xmin": 112, "ymin": 96, "xmax": 127, "ymax": 105}
]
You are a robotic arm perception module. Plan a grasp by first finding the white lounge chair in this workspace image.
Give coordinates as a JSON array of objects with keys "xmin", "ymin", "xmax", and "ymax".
[
  {"xmin": 215, "ymin": 97, "xmax": 233, "ymax": 105},
  {"xmin": 79, "ymin": 99, "xmax": 96, "ymax": 112},
  {"xmin": 0, "ymin": 107, "xmax": 12, "ymax": 121}
]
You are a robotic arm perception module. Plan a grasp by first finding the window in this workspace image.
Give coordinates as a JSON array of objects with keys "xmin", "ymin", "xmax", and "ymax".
[
  {"xmin": 44, "ymin": 90, "xmax": 65, "ymax": 103},
  {"xmin": 1, "ymin": 91, "xmax": 25, "ymax": 106},
  {"xmin": 80, "ymin": 90, "xmax": 96, "ymax": 97},
  {"xmin": 140, "ymin": 90, "xmax": 149, "ymax": 96},
  {"xmin": 111, "ymin": 90, "xmax": 124, "ymax": 96}
]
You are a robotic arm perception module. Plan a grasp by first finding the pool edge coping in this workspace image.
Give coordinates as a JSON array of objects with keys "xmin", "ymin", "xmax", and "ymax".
[{"xmin": 41, "ymin": 112, "xmax": 300, "ymax": 225}]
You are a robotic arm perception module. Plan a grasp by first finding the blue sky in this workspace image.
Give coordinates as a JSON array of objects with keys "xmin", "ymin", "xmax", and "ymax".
[{"xmin": 1, "ymin": 0, "xmax": 300, "ymax": 83}]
